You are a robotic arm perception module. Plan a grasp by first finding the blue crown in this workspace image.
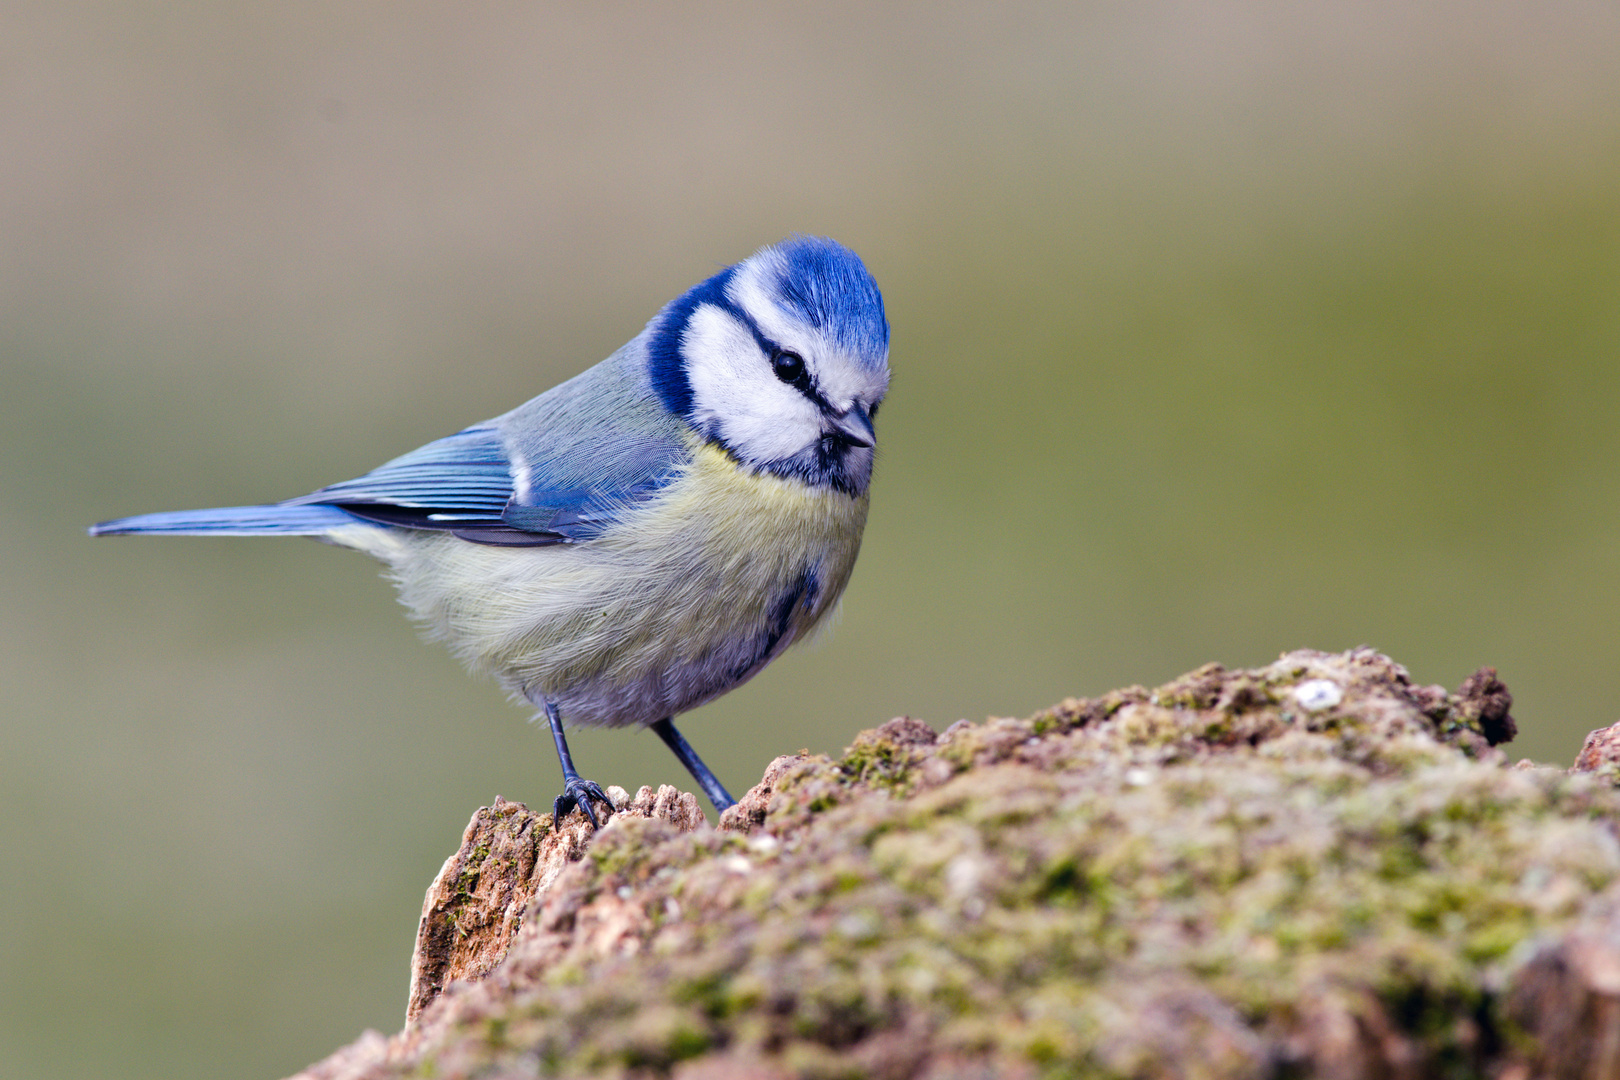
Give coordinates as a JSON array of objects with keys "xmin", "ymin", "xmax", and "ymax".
[{"xmin": 767, "ymin": 235, "xmax": 889, "ymax": 364}]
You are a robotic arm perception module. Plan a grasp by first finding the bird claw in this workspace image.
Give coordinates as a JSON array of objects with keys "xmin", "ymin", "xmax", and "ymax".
[{"xmin": 553, "ymin": 777, "xmax": 613, "ymax": 830}]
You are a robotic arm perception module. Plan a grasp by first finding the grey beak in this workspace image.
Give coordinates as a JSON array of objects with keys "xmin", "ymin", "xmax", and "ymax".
[{"xmin": 825, "ymin": 403, "xmax": 875, "ymax": 448}]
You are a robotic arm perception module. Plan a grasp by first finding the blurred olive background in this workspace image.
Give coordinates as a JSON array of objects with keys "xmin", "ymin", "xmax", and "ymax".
[{"xmin": 4, "ymin": 4, "xmax": 1619, "ymax": 1078}]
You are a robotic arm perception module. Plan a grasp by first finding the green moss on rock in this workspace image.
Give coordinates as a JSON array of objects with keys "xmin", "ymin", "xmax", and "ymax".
[{"xmin": 291, "ymin": 649, "xmax": 1620, "ymax": 1080}]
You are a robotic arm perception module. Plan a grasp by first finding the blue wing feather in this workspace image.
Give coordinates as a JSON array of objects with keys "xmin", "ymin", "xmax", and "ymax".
[
  {"xmin": 91, "ymin": 339, "xmax": 693, "ymax": 546},
  {"xmin": 479, "ymin": 341, "xmax": 691, "ymax": 542},
  {"xmin": 289, "ymin": 424, "xmax": 513, "ymax": 514}
]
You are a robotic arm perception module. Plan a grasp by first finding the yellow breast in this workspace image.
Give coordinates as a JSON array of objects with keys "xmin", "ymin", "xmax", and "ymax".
[{"xmin": 380, "ymin": 438, "xmax": 871, "ymax": 727}]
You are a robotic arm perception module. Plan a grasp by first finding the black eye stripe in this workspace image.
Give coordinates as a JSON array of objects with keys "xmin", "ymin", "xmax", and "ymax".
[{"xmin": 767, "ymin": 349, "xmax": 855, "ymax": 422}]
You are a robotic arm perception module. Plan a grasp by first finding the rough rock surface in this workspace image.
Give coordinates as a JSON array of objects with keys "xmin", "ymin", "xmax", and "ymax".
[
  {"xmin": 408, "ymin": 787, "xmax": 706, "ymax": 1024},
  {"xmin": 288, "ymin": 649, "xmax": 1620, "ymax": 1079}
]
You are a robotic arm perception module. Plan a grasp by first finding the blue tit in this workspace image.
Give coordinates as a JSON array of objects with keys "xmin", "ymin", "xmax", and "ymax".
[{"xmin": 91, "ymin": 236, "xmax": 890, "ymax": 827}]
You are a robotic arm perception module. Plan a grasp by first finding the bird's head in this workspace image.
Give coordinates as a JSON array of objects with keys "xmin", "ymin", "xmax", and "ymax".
[{"xmin": 648, "ymin": 236, "xmax": 889, "ymax": 496}]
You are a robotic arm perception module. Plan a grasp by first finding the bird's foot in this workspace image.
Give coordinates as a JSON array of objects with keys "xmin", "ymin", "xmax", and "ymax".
[{"xmin": 553, "ymin": 776, "xmax": 613, "ymax": 830}]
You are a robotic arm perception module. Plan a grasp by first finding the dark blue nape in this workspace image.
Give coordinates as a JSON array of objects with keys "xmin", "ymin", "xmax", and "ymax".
[{"xmin": 647, "ymin": 266, "xmax": 736, "ymax": 421}]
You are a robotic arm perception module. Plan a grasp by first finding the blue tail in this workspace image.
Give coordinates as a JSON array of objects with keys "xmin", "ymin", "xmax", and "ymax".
[{"xmin": 88, "ymin": 503, "xmax": 363, "ymax": 537}]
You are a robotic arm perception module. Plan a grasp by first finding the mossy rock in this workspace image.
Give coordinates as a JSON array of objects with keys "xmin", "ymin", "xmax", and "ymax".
[{"xmin": 291, "ymin": 649, "xmax": 1620, "ymax": 1080}]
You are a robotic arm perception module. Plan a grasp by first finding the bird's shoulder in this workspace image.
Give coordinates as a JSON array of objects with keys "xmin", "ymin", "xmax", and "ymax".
[
  {"xmin": 296, "ymin": 340, "xmax": 694, "ymax": 545},
  {"xmin": 493, "ymin": 341, "xmax": 694, "ymax": 538}
]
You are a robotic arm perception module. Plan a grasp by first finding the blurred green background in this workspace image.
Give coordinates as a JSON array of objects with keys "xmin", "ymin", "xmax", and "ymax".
[{"xmin": 4, "ymin": 4, "xmax": 1619, "ymax": 1078}]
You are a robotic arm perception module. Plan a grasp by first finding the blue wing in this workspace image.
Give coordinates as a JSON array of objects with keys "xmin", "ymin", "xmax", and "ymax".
[
  {"xmin": 284, "ymin": 422, "xmax": 542, "ymax": 543},
  {"xmin": 91, "ymin": 423, "xmax": 531, "ymax": 542},
  {"xmin": 294, "ymin": 424, "xmax": 512, "ymax": 515},
  {"xmin": 92, "ymin": 343, "xmax": 692, "ymax": 547}
]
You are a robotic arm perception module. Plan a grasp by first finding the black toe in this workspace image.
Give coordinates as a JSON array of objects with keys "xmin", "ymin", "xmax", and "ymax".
[{"xmin": 552, "ymin": 777, "xmax": 613, "ymax": 829}]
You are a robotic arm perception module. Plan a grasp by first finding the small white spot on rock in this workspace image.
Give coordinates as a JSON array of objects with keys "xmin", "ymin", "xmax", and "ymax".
[
  {"xmin": 1125, "ymin": 767, "xmax": 1154, "ymax": 787},
  {"xmin": 748, "ymin": 834, "xmax": 780, "ymax": 856},
  {"xmin": 945, "ymin": 853, "xmax": 987, "ymax": 897},
  {"xmin": 1294, "ymin": 679, "xmax": 1342, "ymax": 712},
  {"xmin": 721, "ymin": 855, "xmax": 753, "ymax": 875}
]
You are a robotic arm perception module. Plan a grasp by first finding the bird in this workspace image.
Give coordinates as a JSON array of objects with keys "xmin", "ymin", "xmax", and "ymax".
[{"xmin": 90, "ymin": 236, "xmax": 890, "ymax": 828}]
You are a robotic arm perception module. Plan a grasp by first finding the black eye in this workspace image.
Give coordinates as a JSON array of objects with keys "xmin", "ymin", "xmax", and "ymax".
[{"xmin": 771, "ymin": 350, "xmax": 806, "ymax": 385}]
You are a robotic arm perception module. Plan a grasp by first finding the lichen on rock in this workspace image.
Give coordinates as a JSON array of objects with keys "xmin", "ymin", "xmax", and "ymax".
[
  {"xmin": 407, "ymin": 786, "xmax": 707, "ymax": 1024},
  {"xmin": 288, "ymin": 649, "xmax": 1620, "ymax": 1079}
]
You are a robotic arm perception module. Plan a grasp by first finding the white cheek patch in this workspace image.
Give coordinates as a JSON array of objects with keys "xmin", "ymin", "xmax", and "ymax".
[{"xmin": 683, "ymin": 304, "xmax": 823, "ymax": 464}]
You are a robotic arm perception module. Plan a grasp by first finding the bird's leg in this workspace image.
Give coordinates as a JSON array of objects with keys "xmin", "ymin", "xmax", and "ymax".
[
  {"xmin": 650, "ymin": 717, "xmax": 736, "ymax": 813},
  {"xmin": 544, "ymin": 702, "xmax": 613, "ymax": 829}
]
